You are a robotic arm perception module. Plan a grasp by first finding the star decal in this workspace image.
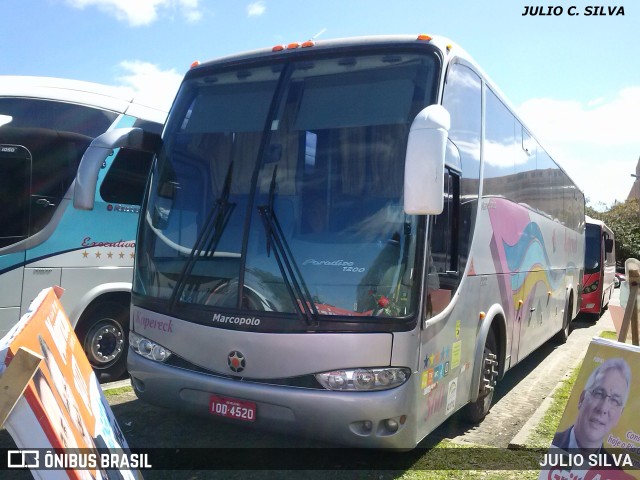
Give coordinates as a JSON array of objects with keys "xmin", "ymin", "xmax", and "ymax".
[{"xmin": 424, "ymin": 353, "xmax": 436, "ymax": 368}]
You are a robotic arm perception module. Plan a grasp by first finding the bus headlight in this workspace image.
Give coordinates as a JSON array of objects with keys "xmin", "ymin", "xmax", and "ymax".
[
  {"xmin": 583, "ymin": 280, "xmax": 599, "ymax": 293},
  {"xmin": 315, "ymin": 367, "xmax": 411, "ymax": 391},
  {"xmin": 130, "ymin": 331, "xmax": 172, "ymax": 363}
]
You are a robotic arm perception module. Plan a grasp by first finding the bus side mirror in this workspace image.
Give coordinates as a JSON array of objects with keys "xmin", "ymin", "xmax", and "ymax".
[
  {"xmin": 404, "ymin": 105, "xmax": 450, "ymax": 215},
  {"xmin": 74, "ymin": 128, "xmax": 162, "ymax": 210},
  {"xmin": 605, "ymin": 238, "xmax": 614, "ymax": 254}
]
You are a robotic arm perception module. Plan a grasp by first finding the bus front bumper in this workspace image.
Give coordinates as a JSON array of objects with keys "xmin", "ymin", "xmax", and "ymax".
[
  {"xmin": 127, "ymin": 349, "xmax": 419, "ymax": 449},
  {"xmin": 580, "ymin": 290, "xmax": 601, "ymax": 313}
]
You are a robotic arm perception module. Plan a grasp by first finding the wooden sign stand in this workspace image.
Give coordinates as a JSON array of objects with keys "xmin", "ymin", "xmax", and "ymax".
[
  {"xmin": 618, "ymin": 262, "xmax": 639, "ymax": 346},
  {"xmin": 0, "ymin": 347, "xmax": 43, "ymax": 428}
]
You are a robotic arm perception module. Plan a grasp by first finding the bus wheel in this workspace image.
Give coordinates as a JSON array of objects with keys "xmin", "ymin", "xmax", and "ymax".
[
  {"xmin": 554, "ymin": 296, "xmax": 572, "ymax": 344},
  {"xmin": 76, "ymin": 301, "xmax": 129, "ymax": 382},
  {"xmin": 463, "ymin": 329, "xmax": 498, "ymax": 424}
]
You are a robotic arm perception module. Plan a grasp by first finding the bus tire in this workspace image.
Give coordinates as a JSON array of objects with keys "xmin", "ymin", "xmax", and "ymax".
[
  {"xmin": 463, "ymin": 329, "xmax": 498, "ymax": 424},
  {"xmin": 76, "ymin": 300, "xmax": 129, "ymax": 382},
  {"xmin": 554, "ymin": 295, "xmax": 572, "ymax": 344}
]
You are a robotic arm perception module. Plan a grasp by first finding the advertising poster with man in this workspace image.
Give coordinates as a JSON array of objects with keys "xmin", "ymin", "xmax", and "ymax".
[
  {"xmin": 0, "ymin": 287, "xmax": 144, "ymax": 480},
  {"xmin": 539, "ymin": 338, "xmax": 640, "ymax": 480}
]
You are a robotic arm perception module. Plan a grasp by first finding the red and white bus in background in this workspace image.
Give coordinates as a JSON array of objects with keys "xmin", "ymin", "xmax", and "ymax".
[{"xmin": 580, "ymin": 216, "xmax": 615, "ymax": 317}]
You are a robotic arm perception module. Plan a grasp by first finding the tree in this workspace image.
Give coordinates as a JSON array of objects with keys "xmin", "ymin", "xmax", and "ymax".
[{"xmin": 588, "ymin": 199, "xmax": 640, "ymax": 265}]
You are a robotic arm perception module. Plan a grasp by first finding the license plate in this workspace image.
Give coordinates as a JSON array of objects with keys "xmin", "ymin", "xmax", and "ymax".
[{"xmin": 209, "ymin": 395, "xmax": 257, "ymax": 422}]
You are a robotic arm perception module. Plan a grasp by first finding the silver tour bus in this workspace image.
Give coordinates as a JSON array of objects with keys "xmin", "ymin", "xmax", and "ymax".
[{"xmin": 74, "ymin": 35, "xmax": 585, "ymax": 448}]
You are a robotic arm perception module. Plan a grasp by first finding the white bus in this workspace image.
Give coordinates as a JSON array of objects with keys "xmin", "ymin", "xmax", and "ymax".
[
  {"xmin": 0, "ymin": 76, "xmax": 166, "ymax": 381},
  {"xmin": 75, "ymin": 35, "xmax": 585, "ymax": 448}
]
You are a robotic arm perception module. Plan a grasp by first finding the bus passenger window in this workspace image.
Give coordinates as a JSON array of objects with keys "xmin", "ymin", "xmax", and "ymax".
[
  {"xmin": 0, "ymin": 146, "xmax": 30, "ymax": 248},
  {"xmin": 0, "ymin": 127, "xmax": 91, "ymax": 236}
]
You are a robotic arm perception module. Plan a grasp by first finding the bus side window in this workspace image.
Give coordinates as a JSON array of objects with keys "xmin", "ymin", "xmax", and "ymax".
[
  {"xmin": 100, "ymin": 149, "xmax": 155, "ymax": 206},
  {"xmin": 30, "ymin": 133, "xmax": 91, "ymax": 234},
  {"xmin": 428, "ymin": 170, "xmax": 461, "ymax": 316},
  {"xmin": 0, "ymin": 145, "xmax": 31, "ymax": 248},
  {"xmin": 430, "ymin": 170, "xmax": 460, "ymax": 277},
  {"xmin": 0, "ymin": 127, "xmax": 93, "ymax": 236},
  {"xmin": 604, "ymin": 233, "xmax": 614, "ymax": 265},
  {"xmin": 100, "ymin": 120, "xmax": 163, "ymax": 206},
  {"xmin": 442, "ymin": 62, "xmax": 481, "ymax": 278}
]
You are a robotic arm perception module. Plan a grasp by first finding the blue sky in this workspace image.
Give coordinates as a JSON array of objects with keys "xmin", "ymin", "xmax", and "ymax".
[{"xmin": 1, "ymin": 0, "xmax": 638, "ymax": 208}]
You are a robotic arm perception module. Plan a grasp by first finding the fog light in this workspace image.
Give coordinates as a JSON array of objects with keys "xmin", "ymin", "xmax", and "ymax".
[
  {"xmin": 384, "ymin": 418, "xmax": 399, "ymax": 433},
  {"xmin": 349, "ymin": 419, "xmax": 375, "ymax": 436}
]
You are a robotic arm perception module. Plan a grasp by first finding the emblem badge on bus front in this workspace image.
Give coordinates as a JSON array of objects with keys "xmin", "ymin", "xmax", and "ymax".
[{"xmin": 227, "ymin": 351, "xmax": 246, "ymax": 373}]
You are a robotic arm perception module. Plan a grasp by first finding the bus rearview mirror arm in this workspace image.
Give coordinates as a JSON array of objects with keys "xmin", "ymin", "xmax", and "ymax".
[
  {"xmin": 74, "ymin": 127, "xmax": 162, "ymax": 210},
  {"xmin": 404, "ymin": 104, "xmax": 450, "ymax": 215}
]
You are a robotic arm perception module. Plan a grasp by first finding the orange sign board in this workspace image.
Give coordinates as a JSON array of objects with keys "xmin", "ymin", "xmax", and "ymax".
[{"xmin": 0, "ymin": 287, "xmax": 139, "ymax": 479}]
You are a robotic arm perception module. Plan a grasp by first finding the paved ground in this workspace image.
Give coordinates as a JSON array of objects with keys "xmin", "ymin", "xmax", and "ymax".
[{"xmin": 431, "ymin": 289, "xmax": 619, "ymax": 448}]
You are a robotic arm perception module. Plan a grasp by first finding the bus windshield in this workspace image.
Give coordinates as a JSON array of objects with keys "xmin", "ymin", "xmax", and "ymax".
[
  {"xmin": 584, "ymin": 224, "xmax": 601, "ymax": 273},
  {"xmin": 134, "ymin": 50, "xmax": 439, "ymax": 327}
]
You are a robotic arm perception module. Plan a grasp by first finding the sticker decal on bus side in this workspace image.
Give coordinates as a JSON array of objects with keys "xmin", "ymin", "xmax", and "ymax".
[{"xmin": 446, "ymin": 378, "xmax": 458, "ymax": 414}]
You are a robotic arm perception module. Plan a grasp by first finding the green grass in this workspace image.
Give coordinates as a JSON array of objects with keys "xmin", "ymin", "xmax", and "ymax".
[
  {"xmin": 600, "ymin": 330, "xmax": 618, "ymax": 341},
  {"xmin": 525, "ymin": 363, "xmax": 581, "ymax": 449},
  {"xmin": 395, "ymin": 441, "xmax": 541, "ymax": 480},
  {"xmin": 398, "ymin": 471, "xmax": 539, "ymax": 480},
  {"xmin": 103, "ymin": 385, "xmax": 133, "ymax": 396}
]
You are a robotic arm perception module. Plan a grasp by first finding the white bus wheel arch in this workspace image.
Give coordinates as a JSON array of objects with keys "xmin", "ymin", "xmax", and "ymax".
[{"xmin": 554, "ymin": 291, "xmax": 574, "ymax": 344}]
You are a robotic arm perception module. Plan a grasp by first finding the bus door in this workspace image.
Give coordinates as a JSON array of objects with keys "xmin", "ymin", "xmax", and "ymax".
[
  {"xmin": 602, "ymin": 233, "xmax": 615, "ymax": 302},
  {"xmin": 0, "ymin": 144, "xmax": 30, "ymax": 335}
]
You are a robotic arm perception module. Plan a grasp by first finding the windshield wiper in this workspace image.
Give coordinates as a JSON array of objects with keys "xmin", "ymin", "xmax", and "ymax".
[
  {"xmin": 169, "ymin": 161, "xmax": 236, "ymax": 309},
  {"xmin": 257, "ymin": 167, "xmax": 318, "ymax": 326}
]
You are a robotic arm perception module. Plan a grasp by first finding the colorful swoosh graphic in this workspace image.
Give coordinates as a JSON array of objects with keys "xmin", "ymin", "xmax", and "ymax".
[{"xmin": 487, "ymin": 198, "xmax": 562, "ymax": 319}]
